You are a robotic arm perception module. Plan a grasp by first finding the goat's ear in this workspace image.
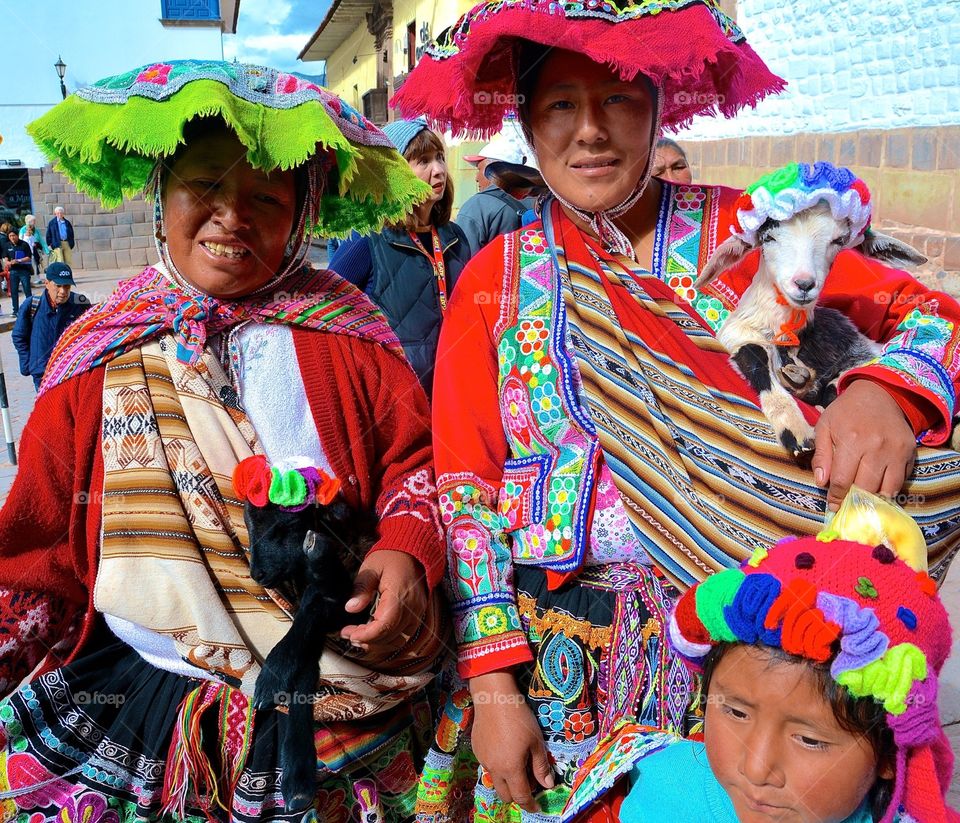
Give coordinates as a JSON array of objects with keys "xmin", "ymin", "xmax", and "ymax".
[
  {"xmin": 695, "ymin": 236, "xmax": 753, "ymax": 289},
  {"xmin": 858, "ymin": 230, "xmax": 928, "ymax": 268}
]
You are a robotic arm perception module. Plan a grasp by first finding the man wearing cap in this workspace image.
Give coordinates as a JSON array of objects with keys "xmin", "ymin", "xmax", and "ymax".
[
  {"xmin": 459, "ymin": 130, "xmax": 544, "ymax": 257},
  {"xmin": 12, "ymin": 262, "xmax": 90, "ymax": 391}
]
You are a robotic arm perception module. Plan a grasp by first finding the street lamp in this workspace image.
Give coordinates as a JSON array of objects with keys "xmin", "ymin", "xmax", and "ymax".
[{"xmin": 54, "ymin": 56, "xmax": 67, "ymax": 100}]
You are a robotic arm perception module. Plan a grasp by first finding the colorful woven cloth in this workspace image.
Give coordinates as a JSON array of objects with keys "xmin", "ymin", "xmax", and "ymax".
[
  {"xmin": 731, "ymin": 161, "xmax": 873, "ymax": 247},
  {"xmin": 0, "ymin": 646, "xmax": 424, "ymax": 823},
  {"xmin": 95, "ymin": 336, "xmax": 436, "ymax": 716},
  {"xmin": 392, "ymin": 0, "xmax": 785, "ymax": 135},
  {"xmin": 415, "ymin": 564, "xmax": 696, "ymax": 823},
  {"xmin": 39, "ymin": 264, "xmax": 400, "ymax": 394},
  {"xmin": 28, "ymin": 59, "xmax": 429, "ymax": 237},
  {"xmin": 669, "ymin": 515, "xmax": 957, "ymax": 823}
]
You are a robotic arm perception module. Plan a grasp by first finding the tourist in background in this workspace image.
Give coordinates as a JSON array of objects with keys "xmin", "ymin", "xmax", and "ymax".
[
  {"xmin": 458, "ymin": 129, "xmax": 545, "ymax": 257},
  {"xmin": 12, "ymin": 262, "xmax": 90, "ymax": 391},
  {"xmin": 651, "ymin": 136, "xmax": 693, "ymax": 184},
  {"xmin": 45, "ymin": 205, "xmax": 75, "ymax": 266},
  {"xmin": 3, "ymin": 228, "xmax": 33, "ymax": 315},
  {"xmin": 20, "ymin": 214, "xmax": 51, "ymax": 284},
  {"xmin": 329, "ymin": 116, "xmax": 470, "ymax": 398}
]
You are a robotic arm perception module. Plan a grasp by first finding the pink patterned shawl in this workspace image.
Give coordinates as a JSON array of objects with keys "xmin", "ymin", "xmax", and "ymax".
[{"xmin": 40, "ymin": 264, "xmax": 401, "ymax": 394}]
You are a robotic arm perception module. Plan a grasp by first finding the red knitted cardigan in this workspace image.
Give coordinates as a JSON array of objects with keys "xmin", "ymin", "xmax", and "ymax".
[{"xmin": 0, "ymin": 328, "xmax": 444, "ymax": 693}]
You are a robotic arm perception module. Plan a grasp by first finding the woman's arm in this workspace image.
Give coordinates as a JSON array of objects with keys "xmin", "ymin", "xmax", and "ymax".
[
  {"xmin": 821, "ymin": 251, "xmax": 959, "ymax": 444},
  {"xmin": 811, "ymin": 251, "xmax": 960, "ymax": 507},
  {"xmin": 434, "ymin": 239, "xmax": 553, "ymax": 810},
  {"xmin": 432, "ymin": 239, "xmax": 534, "ymax": 679},
  {"xmin": 0, "ymin": 371, "xmax": 103, "ymax": 693},
  {"xmin": 327, "ymin": 234, "xmax": 373, "ymax": 292},
  {"xmin": 294, "ymin": 329, "xmax": 443, "ymax": 650}
]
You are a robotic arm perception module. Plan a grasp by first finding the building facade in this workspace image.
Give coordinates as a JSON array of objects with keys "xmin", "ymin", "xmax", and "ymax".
[
  {"xmin": 301, "ymin": 0, "xmax": 959, "ymax": 276},
  {"xmin": 299, "ymin": 0, "xmax": 505, "ymax": 214},
  {"xmin": 1, "ymin": 0, "xmax": 239, "ymax": 270},
  {"xmin": 300, "ymin": 0, "xmax": 476, "ymax": 125},
  {"xmin": 678, "ymin": 0, "xmax": 959, "ymax": 281}
]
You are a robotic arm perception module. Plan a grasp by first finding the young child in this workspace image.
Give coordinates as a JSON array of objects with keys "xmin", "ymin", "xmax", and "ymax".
[{"xmin": 621, "ymin": 528, "xmax": 957, "ymax": 822}]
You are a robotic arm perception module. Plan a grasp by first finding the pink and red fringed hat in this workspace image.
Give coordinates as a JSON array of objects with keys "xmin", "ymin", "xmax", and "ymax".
[{"xmin": 392, "ymin": 0, "xmax": 786, "ymax": 136}]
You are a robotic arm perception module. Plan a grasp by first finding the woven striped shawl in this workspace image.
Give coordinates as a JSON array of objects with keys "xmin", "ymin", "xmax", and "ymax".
[
  {"xmin": 547, "ymin": 201, "xmax": 960, "ymax": 588},
  {"xmin": 95, "ymin": 336, "xmax": 435, "ymax": 715}
]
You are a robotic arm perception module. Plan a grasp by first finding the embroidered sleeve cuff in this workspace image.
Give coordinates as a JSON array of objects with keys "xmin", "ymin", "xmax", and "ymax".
[
  {"xmin": 452, "ymin": 594, "xmax": 532, "ymax": 678},
  {"xmin": 372, "ymin": 513, "xmax": 446, "ymax": 590},
  {"xmin": 457, "ymin": 633, "xmax": 534, "ymax": 679},
  {"xmin": 840, "ymin": 355, "xmax": 956, "ymax": 445}
]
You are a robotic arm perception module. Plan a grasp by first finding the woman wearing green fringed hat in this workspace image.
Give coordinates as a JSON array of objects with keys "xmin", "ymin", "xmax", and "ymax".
[{"xmin": 0, "ymin": 60, "xmax": 446, "ymax": 820}]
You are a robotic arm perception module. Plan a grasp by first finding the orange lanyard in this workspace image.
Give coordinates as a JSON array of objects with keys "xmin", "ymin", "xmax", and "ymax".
[{"xmin": 408, "ymin": 227, "xmax": 448, "ymax": 314}]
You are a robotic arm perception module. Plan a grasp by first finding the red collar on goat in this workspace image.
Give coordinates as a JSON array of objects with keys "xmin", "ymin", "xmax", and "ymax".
[{"xmin": 773, "ymin": 289, "xmax": 809, "ymax": 346}]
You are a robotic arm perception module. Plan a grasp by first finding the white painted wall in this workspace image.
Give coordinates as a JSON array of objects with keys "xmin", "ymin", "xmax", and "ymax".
[
  {"xmin": 680, "ymin": 0, "xmax": 960, "ymax": 140},
  {"xmin": 1, "ymin": 0, "xmax": 226, "ymax": 166}
]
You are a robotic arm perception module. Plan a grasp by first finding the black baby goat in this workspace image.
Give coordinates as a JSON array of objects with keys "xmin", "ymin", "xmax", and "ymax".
[{"xmin": 239, "ymin": 467, "xmax": 376, "ymax": 812}]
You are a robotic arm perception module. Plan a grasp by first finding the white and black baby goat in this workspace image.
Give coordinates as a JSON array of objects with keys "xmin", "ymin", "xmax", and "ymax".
[{"xmin": 695, "ymin": 201, "xmax": 926, "ymax": 463}]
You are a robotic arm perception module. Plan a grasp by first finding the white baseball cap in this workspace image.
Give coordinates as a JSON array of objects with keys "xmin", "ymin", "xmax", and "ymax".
[{"xmin": 464, "ymin": 120, "xmax": 536, "ymax": 168}]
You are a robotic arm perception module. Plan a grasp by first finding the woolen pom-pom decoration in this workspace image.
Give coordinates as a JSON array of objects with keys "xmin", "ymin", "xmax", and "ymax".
[
  {"xmin": 233, "ymin": 456, "xmax": 341, "ymax": 511},
  {"xmin": 668, "ymin": 494, "xmax": 956, "ymax": 823}
]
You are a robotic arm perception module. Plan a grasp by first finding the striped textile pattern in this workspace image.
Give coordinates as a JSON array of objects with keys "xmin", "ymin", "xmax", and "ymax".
[
  {"xmin": 548, "ymin": 202, "xmax": 960, "ymax": 588},
  {"xmin": 95, "ymin": 335, "xmax": 438, "ymax": 720}
]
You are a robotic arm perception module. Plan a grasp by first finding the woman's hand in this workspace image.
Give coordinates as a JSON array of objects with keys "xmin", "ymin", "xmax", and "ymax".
[
  {"xmin": 339, "ymin": 549, "xmax": 428, "ymax": 655},
  {"xmin": 470, "ymin": 671, "xmax": 555, "ymax": 812},
  {"xmin": 812, "ymin": 380, "xmax": 916, "ymax": 511}
]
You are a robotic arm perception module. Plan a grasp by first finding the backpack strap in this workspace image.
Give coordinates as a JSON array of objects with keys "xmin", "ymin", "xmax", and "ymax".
[{"xmin": 28, "ymin": 295, "xmax": 41, "ymax": 321}]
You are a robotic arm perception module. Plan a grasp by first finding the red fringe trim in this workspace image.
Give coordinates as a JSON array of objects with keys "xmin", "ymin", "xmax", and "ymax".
[{"xmin": 392, "ymin": 4, "xmax": 785, "ymax": 136}]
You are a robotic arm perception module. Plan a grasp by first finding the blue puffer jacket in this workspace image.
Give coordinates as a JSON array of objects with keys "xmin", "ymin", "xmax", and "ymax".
[
  {"xmin": 12, "ymin": 292, "xmax": 91, "ymax": 377},
  {"xmin": 329, "ymin": 222, "xmax": 471, "ymax": 398}
]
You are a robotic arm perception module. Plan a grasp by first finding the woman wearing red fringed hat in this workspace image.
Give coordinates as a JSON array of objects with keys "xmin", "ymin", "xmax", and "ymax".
[{"xmin": 394, "ymin": 1, "xmax": 960, "ymax": 821}]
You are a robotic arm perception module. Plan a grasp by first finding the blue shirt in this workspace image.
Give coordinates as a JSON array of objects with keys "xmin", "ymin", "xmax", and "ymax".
[
  {"xmin": 57, "ymin": 218, "xmax": 68, "ymax": 241},
  {"xmin": 621, "ymin": 740, "xmax": 881, "ymax": 823}
]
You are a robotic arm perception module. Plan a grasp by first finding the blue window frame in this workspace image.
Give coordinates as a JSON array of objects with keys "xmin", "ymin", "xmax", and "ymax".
[{"xmin": 161, "ymin": 0, "xmax": 220, "ymax": 21}]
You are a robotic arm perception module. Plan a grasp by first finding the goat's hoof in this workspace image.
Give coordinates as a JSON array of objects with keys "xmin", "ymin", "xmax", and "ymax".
[
  {"xmin": 281, "ymin": 734, "xmax": 317, "ymax": 811},
  {"xmin": 780, "ymin": 363, "xmax": 813, "ymax": 389},
  {"xmin": 793, "ymin": 443, "xmax": 816, "ymax": 468},
  {"xmin": 780, "ymin": 430, "xmax": 816, "ymax": 466},
  {"xmin": 283, "ymin": 789, "xmax": 315, "ymax": 813},
  {"xmin": 253, "ymin": 658, "xmax": 292, "ymax": 710}
]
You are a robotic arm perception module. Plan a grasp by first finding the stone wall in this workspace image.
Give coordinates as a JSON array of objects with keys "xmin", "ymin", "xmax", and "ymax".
[
  {"xmin": 680, "ymin": 0, "xmax": 960, "ymax": 141},
  {"xmin": 27, "ymin": 167, "xmax": 155, "ymax": 272},
  {"xmin": 683, "ymin": 125, "xmax": 960, "ymax": 291}
]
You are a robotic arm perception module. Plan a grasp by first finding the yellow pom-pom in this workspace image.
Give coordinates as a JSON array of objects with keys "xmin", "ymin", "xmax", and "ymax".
[
  {"xmin": 747, "ymin": 546, "xmax": 768, "ymax": 568},
  {"xmin": 818, "ymin": 486, "xmax": 927, "ymax": 571}
]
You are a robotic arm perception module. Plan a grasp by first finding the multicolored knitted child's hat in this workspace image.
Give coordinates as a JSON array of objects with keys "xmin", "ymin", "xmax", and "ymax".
[
  {"xmin": 731, "ymin": 161, "xmax": 872, "ymax": 248},
  {"xmin": 27, "ymin": 60, "xmax": 429, "ymax": 238},
  {"xmin": 392, "ymin": 0, "xmax": 785, "ymax": 136},
  {"xmin": 669, "ymin": 496, "xmax": 956, "ymax": 823}
]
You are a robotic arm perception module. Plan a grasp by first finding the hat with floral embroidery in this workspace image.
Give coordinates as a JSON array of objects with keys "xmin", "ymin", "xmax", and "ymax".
[{"xmin": 668, "ymin": 494, "xmax": 957, "ymax": 823}]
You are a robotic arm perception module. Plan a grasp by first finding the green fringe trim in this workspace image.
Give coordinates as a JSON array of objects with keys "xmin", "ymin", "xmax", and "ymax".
[{"xmin": 27, "ymin": 81, "xmax": 429, "ymax": 237}]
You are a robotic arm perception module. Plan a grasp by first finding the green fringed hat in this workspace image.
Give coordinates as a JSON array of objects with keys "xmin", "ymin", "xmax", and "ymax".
[{"xmin": 27, "ymin": 59, "xmax": 429, "ymax": 238}]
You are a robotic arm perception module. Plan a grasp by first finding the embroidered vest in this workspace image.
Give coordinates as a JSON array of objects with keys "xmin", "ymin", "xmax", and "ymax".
[
  {"xmin": 494, "ymin": 226, "xmax": 599, "ymax": 572},
  {"xmin": 492, "ymin": 185, "xmax": 732, "ymax": 572}
]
